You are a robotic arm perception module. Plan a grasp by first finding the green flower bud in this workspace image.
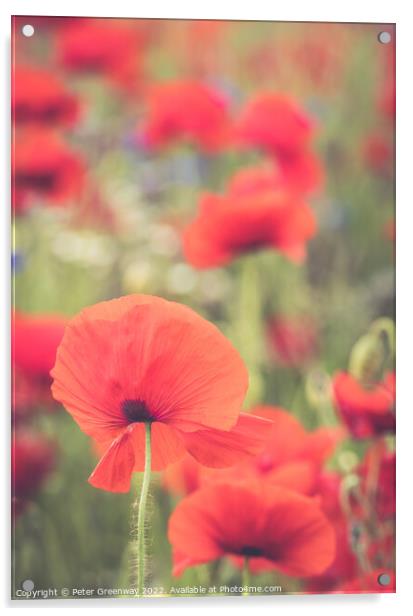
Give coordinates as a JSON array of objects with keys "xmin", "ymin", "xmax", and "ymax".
[
  {"xmin": 348, "ymin": 333, "xmax": 385, "ymax": 384},
  {"xmin": 369, "ymin": 317, "xmax": 395, "ymax": 359},
  {"xmin": 305, "ymin": 369, "xmax": 332, "ymax": 408}
]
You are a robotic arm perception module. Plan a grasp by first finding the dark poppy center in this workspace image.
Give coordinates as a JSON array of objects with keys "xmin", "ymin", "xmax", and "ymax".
[
  {"xmin": 226, "ymin": 228, "xmax": 274, "ymax": 255},
  {"xmin": 121, "ymin": 399, "xmax": 153, "ymax": 424},
  {"xmin": 231, "ymin": 237, "xmax": 268, "ymax": 253},
  {"xmin": 14, "ymin": 103, "xmax": 65, "ymax": 123},
  {"xmin": 240, "ymin": 545, "xmax": 263, "ymax": 557},
  {"xmin": 16, "ymin": 171, "xmax": 57, "ymax": 191}
]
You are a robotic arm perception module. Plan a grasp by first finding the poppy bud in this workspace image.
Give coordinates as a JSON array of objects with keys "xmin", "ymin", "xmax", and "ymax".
[
  {"xmin": 305, "ymin": 369, "xmax": 332, "ymax": 409},
  {"xmin": 369, "ymin": 317, "xmax": 395, "ymax": 359},
  {"xmin": 348, "ymin": 333, "xmax": 385, "ymax": 384}
]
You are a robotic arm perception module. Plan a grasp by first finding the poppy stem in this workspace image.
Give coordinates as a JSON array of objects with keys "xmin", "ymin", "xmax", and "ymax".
[
  {"xmin": 135, "ymin": 422, "xmax": 152, "ymax": 597},
  {"xmin": 242, "ymin": 557, "xmax": 250, "ymax": 596}
]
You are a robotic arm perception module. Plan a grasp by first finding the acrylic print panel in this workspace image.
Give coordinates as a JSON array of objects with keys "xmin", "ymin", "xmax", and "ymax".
[{"xmin": 11, "ymin": 16, "xmax": 395, "ymax": 600}]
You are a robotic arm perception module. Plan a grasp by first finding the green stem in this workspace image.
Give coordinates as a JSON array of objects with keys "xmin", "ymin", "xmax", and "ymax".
[
  {"xmin": 242, "ymin": 557, "xmax": 250, "ymax": 596},
  {"xmin": 131, "ymin": 422, "xmax": 152, "ymax": 597}
]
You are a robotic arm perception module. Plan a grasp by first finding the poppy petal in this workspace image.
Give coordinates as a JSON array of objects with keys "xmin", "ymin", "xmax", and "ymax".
[
  {"xmin": 298, "ymin": 426, "xmax": 345, "ymax": 466},
  {"xmin": 51, "ymin": 295, "xmax": 248, "ymax": 443},
  {"xmin": 129, "ymin": 422, "xmax": 186, "ymax": 472},
  {"xmin": 182, "ymin": 413, "xmax": 271, "ymax": 467},
  {"xmin": 89, "ymin": 430, "xmax": 135, "ymax": 493},
  {"xmin": 266, "ymin": 461, "xmax": 317, "ymax": 494}
]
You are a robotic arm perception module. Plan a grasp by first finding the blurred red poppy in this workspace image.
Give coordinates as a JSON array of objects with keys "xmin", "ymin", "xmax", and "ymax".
[
  {"xmin": 12, "ymin": 66, "xmax": 80, "ymax": 127},
  {"xmin": 13, "ymin": 312, "xmax": 68, "ymax": 382},
  {"xmin": 307, "ymin": 519, "xmax": 359, "ymax": 592},
  {"xmin": 277, "ymin": 149, "xmax": 324, "ymax": 195},
  {"xmin": 358, "ymin": 444, "xmax": 395, "ymax": 521},
  {"xmin": 140, "ymin": 80, "xmax": 230, "ymax": 153},
  {"xmin": 236, "ymin": 93, "xmax": 314, "ymax": 152},
  {"xmin": 12, "ymin": 312, "xmax": 67, "ymax": 417},
  {"xmin": 336, "ymin": 569, "xmax": 395, "ymax": 593},
  {"xmin": 245, "ymin": 406, "xmax": 343, "ymax": 491},
  {"xmin": 169, "ymin": 483, "xmax": 336, "ymax": 577},
  {"xmin": 12, "ymin": 130, "xmax": 86, "ymax": 209},
  {"xmin": 163, "ymin": 406, "xmax": 343, "ymax": 497},
  {"xmin": 306, "ymin": 472, "xmax": 359, "ymax": 592},
  {"xmin": 56, "ymin": 18, "xmax": 145, "ymax": 92},
  {"xmin": 12, "ymin": 431, "xmax": 57, "ymax": 516},
  {"xmin": 332, "ymin": 371, "xmax": 395, "ymax": 438},
  {"xmin": 183, "ymin": 173, "xmax": 317, "ymax": 268},
  {"xmin": 51, "ymin": 295, "xmax": 270, "ymax": 492},
  {"xmin": 234, "ymin": 93, "xmax": 323, "ymax": 194},
  {"xmin": 362, "ymin": 133, "xmax": 393, "ymax": 176},
  {"xmin": 267, "ymin": 314, "xmax": 319, "ymax": 367},
  {"xmin": 162, "ymin": 454, "xmax": 203, "ymax": 497}
]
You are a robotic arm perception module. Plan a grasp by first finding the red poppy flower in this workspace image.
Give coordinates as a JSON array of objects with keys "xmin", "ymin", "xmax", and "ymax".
[
  {"xmin": 13, "ymin": 312, "xmax": 68, "ymax": 383},
  {"xmin": 236, "ymin": 93, "xmax": 314, "ymax": 153},
  {"xmin": 306, "ymin": 472, "xmax": 359, "ymax": 592},
  {"xmin": 182, "ymin": 175, "xmax": 317, "ymax": 269},
  {"xmin": 163, "ymin": 406, "xmax": 343, "ymax": 497},
  {"xmin": 267, "ymin": 314, "xmax": 319, "ymax": 367},
  {"xmin": 12, "ymin": 129, "xmax": 86, "ymax": 208},
  {"xmin": 332, "ymin": 372, "xmax": 395, "ymax": 439},
  {"xmin": 307, "ymin": 519, "xmax": 359, "ymax": 592},
  {"xmin": 12, "ymin": 430, "xmax": 57, "ymax": 515},
  {"xmin": 246, "ymin": 406, "xmax": 343, "ymax": 490},
  {"xmin": 56, "ymin": 18, "xmax": 145, "ymax": 92},
  {"xmin": 314, "ymin": 471, "xmax": 344, "ymax": 519},
  {"xmin": 168, "ymin": 483, "xmax": 336, "ymax": 577},
  {"xmin": 362, "ymin": 133, "xmax": 393, "ymax": 176},
  {"xmin": 51, "ymin": 295, "xmax": 270, "ymax": 493},
  {"xmin": 358, "ymin": 445, "xmax": 395, "ymax": 521},
  {"xmin": 162, "ymin": 454, "xmax": 203, "ymax": 496},
  {"xmin": 336, "ymin": 569, "xmax": 395, "ymax": 593},
  {"xmin": 12, "ymin": 312, "xmax": 68, "ymax": 417},
  {"xmin": 140, "ymin": 80, "xmax": 230, "ymax": 153},
  {"xmin": 12, "ymin": 66, "xmax": 80, "ymax": 127},
  {"xmin": 234, "ymin": 93, "xmax": 323, "ymax": 194},
  {"xmin": 276, "ymin": 148, "xmax": 324, "ymax": 195},
  {"xmin": 229, "ymin": 158, "xmax": 323, "ymax": 199},
  {"xmin": 163, "ymin": 453, "xmax": 315, "ymax": 499}
]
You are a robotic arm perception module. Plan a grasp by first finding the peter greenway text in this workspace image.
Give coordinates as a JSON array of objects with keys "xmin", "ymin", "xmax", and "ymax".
[{"xmin": 14, "ymin": 584, "xmax": 283, "ymax": 599}]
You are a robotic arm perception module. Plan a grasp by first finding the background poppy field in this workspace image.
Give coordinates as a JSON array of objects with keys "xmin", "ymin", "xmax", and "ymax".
[{"xmin": 11, "ymin": 16, "xmax": 395, "ymax": 598}]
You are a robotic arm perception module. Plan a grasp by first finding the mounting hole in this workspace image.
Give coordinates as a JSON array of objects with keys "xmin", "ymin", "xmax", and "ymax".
[
  {"xmin": 22, "ymin": 579, "xmax": 34, "ymax": 591},
  {"xmin": 377, "ymin": 572, "xmax": 391, "ymax": 586},
  {"xmin": 22, "ymin": 24, "xmax": 35, "ymax": 38},
  {"xmin": 378, "ymin": 31, "xmax": 392, "ymax": 44}
]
